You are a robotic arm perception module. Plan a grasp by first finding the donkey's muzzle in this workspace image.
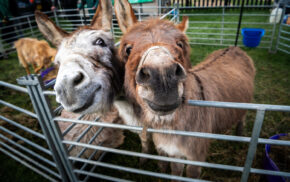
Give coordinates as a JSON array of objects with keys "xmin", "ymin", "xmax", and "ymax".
[{"xmin": 135, "ymin": 46, "xmax": 186, "ymax": 114}]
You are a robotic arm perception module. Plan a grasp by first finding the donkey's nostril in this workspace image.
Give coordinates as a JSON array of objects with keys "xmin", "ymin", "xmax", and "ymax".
[
  {"xmin": 95, "ymin": 83, "xmax": 102, "ymax": 92},
  {"xmin": 136, "ymin": 67, "xmax": 151, "ymax": 84},
  {"xmin": 175, "ymin": 64, "xmax": 186, "ymax": 80},
  {"xmin": 73, "ymin": 72, "xmax": 84, "ymax": 86}
]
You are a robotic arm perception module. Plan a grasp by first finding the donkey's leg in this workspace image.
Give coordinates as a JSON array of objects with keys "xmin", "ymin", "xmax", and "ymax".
[
  {"xmin": 186, "ymin": 164, "xmax": 201, "ymax": 179},
  {"xmin": 17, "ymin": 51, "xmax": 30, "ymax": 75},
  {"xmin": 35, "ymin": 58, "xmax": 44, "ymax": 73},
  {"xmin": 186, "ymin": 152, "xmax": 202, "ymax": 178},
  {"xmin": 170, "ymin": 161, "xmax": 185, "ymax": 182},
  {"xmin": 157, "ymin": 149, "xmax": 169, "ymax": 174},
  {"xmin": 236, "ymin": 114, "xmax": 246, "ymax": 136},
  {"xmin": 32, "ymin": 63, "xmax": 37, "ymax": 71},
  {"xmin": 139, "ymin": 132, "xmax": 153, "ymax": 165}
]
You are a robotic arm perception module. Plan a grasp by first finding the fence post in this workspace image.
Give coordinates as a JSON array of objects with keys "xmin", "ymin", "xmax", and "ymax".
[
  {"xmin": 272, "ymin": 3, "xmax": 286, "ymax": 53},
  {"xmin": 27, "ymin": 16, "xmax": 35, "ymax": 37},
  {"xmin": 220, "ymin": 6, "xmax": 225, "ymax": 45},
  {"xmin": 53, "ymin": 10, "xmax": 60, "ymax": 26},
  {"xmin": 17, "ymin": 75, "xmax": 78, "ymax": 182},
  {"xmin": 176, "ymin": 2, "xmax": 180, "ymax": 23},
  {"xmin": 0, "ymin": 37, "xmax": 7, "ymax": 59},
  {"xmin": 138, "ymin": 6, "xmax": 142, "ymax": 21},
  {"xmin": 269, "ymin": 3, "xmax": 281, "ymax": 53},
  {"xmin": 241, "ymin": 109, "xmax": 266, "ymax": 182}
]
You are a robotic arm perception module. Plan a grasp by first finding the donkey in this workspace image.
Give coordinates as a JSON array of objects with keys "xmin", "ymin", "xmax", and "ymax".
[
  {"xmin": 115, "ymin": 0, "xmax": 256, "ymax": 178},
  {"xmin": 35, "ymin": 0, "xmax": 125, "ymax": 158},
  {"xmin": 14, "ymin": 37, "xmax": 57, "ymax": 75},
  {"xmin": 35, "ymin": 0, "xmax": 123, "ymax": 115}
]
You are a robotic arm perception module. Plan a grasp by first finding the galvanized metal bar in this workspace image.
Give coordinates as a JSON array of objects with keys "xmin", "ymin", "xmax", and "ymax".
[
  {"xmin": 241, "ymin": 109, "xmax": 265, "ymax": 182},
  {"xmin": 53, "ymin": 10, "xmax": 60, "ymax": 26},
  {"xmin": 0, "ymin": 126, "xmax": 52, "ymax": 155},
  {"xmin": 26, "ymin": 16, "xmax": 35, "ymax": 37},
  {"xmin": 79, "ymin": 149, "xmax": 100, "ymax": 171},
  {"xmin": 180, "ymin": 13, "xmax": 272, "ymax": 16},
  {"xmin": 0, "ymin": 147, "xmax": 58, "ymax": 182},
  {"xmin": 0, "ymin": 115, "xmax": 45, "ymax": 139},
  {"xmin": 187, "ymin": 100, "xmax": 290, "ymax": 111},
  {"xmin": 30, "ymin": 75, "xmax": 78, "ymax": 182},
  {"xmin": 274, "ymin": 4, "xmax": 286, "ymax": 53},
  {"xmin": 160, "ymin": 9, "xmax": 175, "ymax": 19},
  {"xmin": 188, "ymin": 21, "xmax": 273, "ymax": 25},
  {"xmin": 281, "ymin": 30, "xmax": 290, "ymax": 35},
  {"xmin": 0, "ymin": 99, "xmax": 37, "ymax": 118},
  {"xmin": 82, "ymin": 152, "xmax": 107, "ymax": 182},
  {"xmin": 75, "ymin": 169, "xmax": 131, "ymax": 182},
  {"xmin": 64, "ymin": 140, "xmax": 243, "ymax": 172},
  {"xmin": 55, "ymin": 117, "xmax": 290, "ymax": 146},
  {"xmin": 74, "ymin": 128, "xmax": 104, "ymax": 159},
  {"xmin": 53, "ymin": 105, "xmax": 63, "ymax": 116},
  {"xmin": 17, "ymin": 75, "xmax": 74, "ymax": 182},
  {"xmin": 43, "ymin": 90, "xmax": 56, "ymax": 96},
  {"xmin": 269, "ymin": 2, "xmax": 280, "ymax": 52},
  {"xmin": 0, "ymin": 134, "xmax": 57, "ymax": 168},
  {"xmin": 277, "ymin": 47, "xmax": 290, "ymax": 54},
  {"xmin": 279, "ymin": 36, "xmax": 290, "ymax": 42},
  {"xmin": 70, "ymin": 157, "xmax": 210, "ymax": 182},
  {"xmin": 250, "ymin": 167, "xmax": 290, "ymax": 177},
  {"xmin": 62, "ymin": 114, "xmax": 85, "ymax": 137},
  {"xmin": 68, "ymin": 125, "xmax": 93, "ymax": 152},
  {"xmin": 188, "ymin": 42, "xmax": 270, "ymax": 49},
  {"xmin": 221, "ymin": 6, "xmax": 225, "ymax": 45},
  {"xmin": 44, "ymin": 79, "xmax": 56, "ymax": 89},
  {"xmin": 0, "ymin": 81, "xmax": 28, "ymax": 93},
  {"xmin": 278, "ymin": 42, "xmax": 290, "ymax": 48},
  {"xmin": 1, "ymin": 141, "xmax": 61, "ymax": 178},
  {"xmin": 67, "ymin": 117, "xmax": 100, "ymax": 152}
]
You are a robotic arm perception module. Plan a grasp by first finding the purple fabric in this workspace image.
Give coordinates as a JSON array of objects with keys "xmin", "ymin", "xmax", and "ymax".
[
  {"xmin": 40, "ymin": 67, "xmax": 55, "ymax": 78},
  {"xmin": 264, "ymin": 133, "xmax": 288, "ymax": 182}
]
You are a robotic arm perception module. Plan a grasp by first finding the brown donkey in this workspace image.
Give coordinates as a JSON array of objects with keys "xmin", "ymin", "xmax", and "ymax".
[
  {"xmin": 35, "ymin": 0, "xmax": 124, "ymax": 158},
  {"xmin": 115, "ymin": 0, "xmax": 255, "ymax": 178}
]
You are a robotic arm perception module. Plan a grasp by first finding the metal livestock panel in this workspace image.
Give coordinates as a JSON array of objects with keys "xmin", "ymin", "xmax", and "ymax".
[{"xmin": 2, "ymin": 72, "xmax": 287, "ymax": 181}]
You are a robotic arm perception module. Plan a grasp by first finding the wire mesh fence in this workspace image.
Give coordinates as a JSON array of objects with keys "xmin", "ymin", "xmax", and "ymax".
[
  {"xmin": 0, "ymin": 3, "xmax": 289, "ymax": 58},
  {"xmin": 276, "ymin": 5, "xmax": 290, "ymax": 54}
]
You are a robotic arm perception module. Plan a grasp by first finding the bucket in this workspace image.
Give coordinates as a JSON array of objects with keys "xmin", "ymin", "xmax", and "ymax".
[
  {"xmin": 241, "ymin": 28, "xmax": 265, "ymax": 48},
  {"xmin": 264, "ymin": 133, "xmax": 288, "ymax": 182}
]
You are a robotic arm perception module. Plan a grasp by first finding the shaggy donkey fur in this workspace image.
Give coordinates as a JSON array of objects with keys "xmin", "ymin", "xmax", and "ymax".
[{"xmin": 115, "ymin": 0, "xmax": 255, "ymax": 178}]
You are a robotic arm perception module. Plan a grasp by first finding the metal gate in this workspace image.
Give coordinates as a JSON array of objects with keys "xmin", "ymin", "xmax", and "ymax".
[{"xmin": 1, "ymin": 74, "xmax": 290, "ymax": 181}]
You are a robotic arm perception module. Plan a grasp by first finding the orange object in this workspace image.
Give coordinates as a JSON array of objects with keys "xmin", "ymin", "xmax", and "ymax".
[{"xmin": 287, "ymin": 16, "xmax": 290, "ymax": 25}]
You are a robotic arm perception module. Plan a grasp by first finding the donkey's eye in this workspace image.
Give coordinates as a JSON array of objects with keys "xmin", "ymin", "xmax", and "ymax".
[
  {"xmin": 177, "ymin": 41, "xmax": 183, "ymax": 48},
  {"xmin": 125, "ymin": 46, "xmax": 132, "ymax": 56},
  {"xmin": 93, "ymin": 38, "xmax": 106, "ymax": 46}
]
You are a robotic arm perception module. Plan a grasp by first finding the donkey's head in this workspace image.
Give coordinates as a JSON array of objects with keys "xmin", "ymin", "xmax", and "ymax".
[
  {"xmin": 115, "ymin": 0, "xmax": 190, "ymax": 122},
  {"xmin": 35, "ymin": 0, "xmax": 123, "ymax": 114}
]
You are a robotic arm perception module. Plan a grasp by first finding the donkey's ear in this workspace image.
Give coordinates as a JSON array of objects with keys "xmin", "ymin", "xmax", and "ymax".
[
  {"xmin": 176, "ymin": 16, "xmax": 189, "ymax": 33},
  {"xmin": 91, "ymin": 0, "xmax": 112, "ymax": 31},
  {"xmin": 35, "ymin": 11, "xmax": 68, "ymax": 47},
  {"xmin": 115, "ymin": 0, "xmax": 138, "ymax": 33}
]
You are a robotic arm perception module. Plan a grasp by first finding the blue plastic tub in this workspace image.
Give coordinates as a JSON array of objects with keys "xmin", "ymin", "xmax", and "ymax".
[
  {"xmin": 264, "ymin": 133, "xmax": 288, "ymax": 182},
  {"xmin": 241, "ymin": 28, "xmax": 265, "ymax": 48}
]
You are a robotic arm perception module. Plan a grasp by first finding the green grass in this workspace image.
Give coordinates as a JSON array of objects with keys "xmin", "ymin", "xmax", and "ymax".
[
  {"xmin": 1, "ymin": 45, "xmax": 289, "ymax": 181},
  {"xmin": 181, "ymin": 8, "xmax": 280, "ymax": 48}
]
